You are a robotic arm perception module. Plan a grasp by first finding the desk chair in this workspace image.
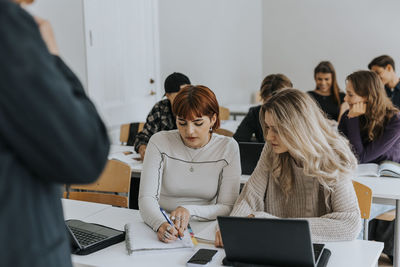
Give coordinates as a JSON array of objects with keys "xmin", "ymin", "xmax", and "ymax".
[
  {"xmin": 375, "ymin": 209, "xmax": 396, "ymax": 221},
  {"xmin": 219, "ymin": 106, "xmax": 230, "ymax": 120},
  {"xmin": 214, "ymin": 128, "xmax": 234, "ymax": 137},
  {"xmin": 120, "ymin": 122, "xmax": 144, "ymax": 145},
  {"xmin": 65, "ymin": 160, "xmax": 132, "ymax": 208},
  {"xmin": 352, "ymin": 181, "xmax": 372, "ymax": 240}
]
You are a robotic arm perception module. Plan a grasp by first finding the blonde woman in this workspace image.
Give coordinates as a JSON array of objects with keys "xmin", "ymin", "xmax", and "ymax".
[{"xmin": 215, "ymin": 89, "xmax": 361, "ymax": 247}]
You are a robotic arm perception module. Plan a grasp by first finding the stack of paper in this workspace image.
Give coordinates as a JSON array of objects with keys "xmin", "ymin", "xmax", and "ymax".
[{"xmin": 192, "ymin": 221, "xmax": 218, "ymax": 244}]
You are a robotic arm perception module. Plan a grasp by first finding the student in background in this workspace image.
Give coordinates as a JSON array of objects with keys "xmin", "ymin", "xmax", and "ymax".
[
  {"xmin": 134, "ymin": 72, "xmax": 191, "ymax": 160},
  {"xmin": 233, "ymin": 74, "xmax": 292, "ymax": 143},
  {"xmin": 339, "ymin": 70, "xmax": 400, "ymax": 262},
  {"xmin": 339, "ymin": 70, "xmax": 400, "ymax": 163},
  {"xmin": 368, "ymin": 55, "xmax": 400, "ymax": 108},
  {"xmin": 308, "ymin": 61, "xmax": 345, "ymax": 121},
  {"xmin": 215, "ymin": 89, "xmax": 361, "ymax": 247},
  {"xmin": 0, "ymin": 1, "xmax": 110, "ymax": 267},
  {"xmin": 139, "ymin": 85, "xmax": 241, "ymax": 243}
]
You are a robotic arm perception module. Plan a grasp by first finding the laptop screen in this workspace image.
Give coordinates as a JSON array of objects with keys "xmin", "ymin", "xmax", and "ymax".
[
  {"xmin": 238, "ymin": 142, "xmax": 264, "ymax": 175},
  {"xmin": 218, "ymin": 216, "xmax": 322, "ymax": 267}
]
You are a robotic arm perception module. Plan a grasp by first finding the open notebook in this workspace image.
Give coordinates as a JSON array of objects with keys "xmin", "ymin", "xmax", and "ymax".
[
  {"xmin": 356, "ymin": 161, "xmax": 400, "ymax": 178},
  {"xmin": 124, "ymin": 222, "xmax": 193, "ymax": 254}
]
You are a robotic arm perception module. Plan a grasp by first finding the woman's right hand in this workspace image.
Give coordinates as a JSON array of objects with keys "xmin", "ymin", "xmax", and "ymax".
[
  {"xmin": 215, "ymin": 230, "xmax": 223, "ymax": 248},
  {"xmin": 157, "ymin": 222, "xmax": 179, "ymax": 243},
  {"xmin": 32, "ymin": 16, "xmax": 59, "ymax": 55}
]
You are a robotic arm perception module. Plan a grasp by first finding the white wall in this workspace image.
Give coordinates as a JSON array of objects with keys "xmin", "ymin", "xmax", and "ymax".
[
  {"xmin": 27, "ymin": 0, "xmax": 87, "ymax": 89},
  {"xmin": 25, "ymin": 0, "xmax": 400, "ymax": 108},
  {"xmin": 158, "ymin": 0, "xmax": 263, "ymax": 105},
  {"xmin": 262, "ymin": 0, "xmax": 400, "ymax": 92}
]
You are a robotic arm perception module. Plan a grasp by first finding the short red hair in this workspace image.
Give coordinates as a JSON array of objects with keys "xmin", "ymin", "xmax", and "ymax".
[{"xmin": 172, "ymin": 85, "xmax": 220, "ymax": 131}]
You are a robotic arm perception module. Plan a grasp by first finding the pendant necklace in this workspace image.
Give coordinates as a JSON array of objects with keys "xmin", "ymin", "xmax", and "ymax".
[
  {"xmin": 188, "ymin": 150, "xmax": 196, "ymax": 172},
  {"xmin": 186, "ymin": 147, "xmax": 201, "ymax": 173}
]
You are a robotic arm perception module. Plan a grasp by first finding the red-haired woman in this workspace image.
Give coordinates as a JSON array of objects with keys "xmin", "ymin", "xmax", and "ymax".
[{"xmin": 139, "ymin": 85, "xmax": 241, "ymax": 243}]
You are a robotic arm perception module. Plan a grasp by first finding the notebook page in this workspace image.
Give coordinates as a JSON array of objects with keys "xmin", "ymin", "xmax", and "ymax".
[
  {"xmin": 124, "ymin": 222, "xmax": 193, "ymax": 254},
  {"xmin": 355, "ymin": 163, "xmax": 379, "ymax": 177}
]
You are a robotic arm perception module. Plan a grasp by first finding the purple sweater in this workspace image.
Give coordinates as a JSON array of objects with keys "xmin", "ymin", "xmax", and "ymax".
[{"xmin": 338, "ymin": 111, "xmax": 400, "ymax": 163}]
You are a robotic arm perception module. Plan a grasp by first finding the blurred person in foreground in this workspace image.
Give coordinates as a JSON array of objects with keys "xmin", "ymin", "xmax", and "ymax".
[{"xmin": 0, "ymin": 0, "xmax": 110, "ymax": 266}]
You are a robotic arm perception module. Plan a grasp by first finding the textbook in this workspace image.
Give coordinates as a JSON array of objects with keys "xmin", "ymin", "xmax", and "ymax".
[
  {"xmin": 124, "ymin": 222, "xmax": 193, "ymax": 254},
  {"xmin": 356, "ymin": 161, "xmax": 400, "ymax": 178}
]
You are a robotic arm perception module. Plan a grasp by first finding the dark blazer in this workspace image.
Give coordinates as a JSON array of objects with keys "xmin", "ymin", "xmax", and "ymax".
[
  {"xmin": 233, "ymin": 105, "xmax": 265, "ymax": 143},
  {"xmin": 0, "ymin": 2, "xmax": 109, "ymax": 267}
]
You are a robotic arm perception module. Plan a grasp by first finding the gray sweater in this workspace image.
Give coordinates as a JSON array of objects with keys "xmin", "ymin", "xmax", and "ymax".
[{"xmin": 231, "ymin": 147, "xmax": 361, "ymax": 242}]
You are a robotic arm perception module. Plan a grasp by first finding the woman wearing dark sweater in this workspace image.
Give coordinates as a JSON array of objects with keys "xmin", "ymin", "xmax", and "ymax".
[
  {"xmin": 339, "ymin": 71, "xmax": 400, "ymax": 163},
  {"xmin": 339, "ymin": 70, "xmax": 400, "ymax": 262},
  {"xmin": 308, "ymin": 61, "xmax": 345, "ymax": 121},
  {"xmin": 233, "ymin": 74, "xmax": 292, "ymax": 143}
]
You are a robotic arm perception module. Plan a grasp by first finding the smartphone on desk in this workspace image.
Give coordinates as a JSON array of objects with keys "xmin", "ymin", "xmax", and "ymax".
[{"xmin": 187, "ymin": 249, "xmax": 218, "ymax": 266}]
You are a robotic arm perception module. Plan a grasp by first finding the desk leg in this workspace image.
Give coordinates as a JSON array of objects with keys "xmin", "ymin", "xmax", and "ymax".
[{"xmin": 395, "ymin": 199, "xmax": 400, "ymax": 267}]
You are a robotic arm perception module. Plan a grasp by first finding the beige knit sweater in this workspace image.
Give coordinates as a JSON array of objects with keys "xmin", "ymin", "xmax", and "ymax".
[{"xmin": 231, "ymin": 149, "xmax": 362, "ymax": 242}]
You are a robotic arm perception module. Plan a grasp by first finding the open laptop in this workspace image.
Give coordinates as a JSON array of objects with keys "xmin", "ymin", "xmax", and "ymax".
[
  {"xmin": 218, "ymin": 216, "xmax": 331, "ymax": 267},
  {"xmin": 238, "ymin": 142, "xmax": 264, "ymax": 175},
  {"xmin": 66, "ymin": 219, "xmax": 125, "ymax": 255}
]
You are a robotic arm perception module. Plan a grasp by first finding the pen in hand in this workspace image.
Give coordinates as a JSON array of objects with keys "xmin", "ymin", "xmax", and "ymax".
[{"xmin": 160, "ymin": 207, "xmax": 182, "ymax": 240}]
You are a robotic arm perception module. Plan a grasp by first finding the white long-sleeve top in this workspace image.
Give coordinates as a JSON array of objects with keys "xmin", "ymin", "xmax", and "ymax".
[{"xmin": 139, "ymin": 130, "xmax": 241, "ymax": 231}]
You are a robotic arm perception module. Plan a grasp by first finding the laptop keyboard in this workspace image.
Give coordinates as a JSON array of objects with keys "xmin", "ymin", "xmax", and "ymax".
[{"xmin": 69, "ymin": 226, "xmax": 108, "ymax": 247}]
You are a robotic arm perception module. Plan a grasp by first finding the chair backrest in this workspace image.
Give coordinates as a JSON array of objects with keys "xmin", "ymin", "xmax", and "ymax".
[
  {"xmin": 214, "ymin": 128, "xmax": 234, "ymax": 137},
  {"xmin": 65, "ymin": 160, "xmax": 132, "ymax": 208},
  {"xmin": 352, "ymin": 180, "xmax": 372, "ymax": 219},
  {"xmin": 120, "ymin": 122, "xmax": 144, "ymax": 145},
  {"xmin": 219, "ymin": 106, "xmax": 230, "ymax": 120}
]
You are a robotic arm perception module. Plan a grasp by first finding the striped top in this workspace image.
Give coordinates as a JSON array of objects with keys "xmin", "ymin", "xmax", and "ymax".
[
  {"xmin": 139, "ymin": 130, "xmax": 241, "ymax": 231},
  {"xmin": 231, "ymin": 146, "xmax": 362, "ymax": 242}
]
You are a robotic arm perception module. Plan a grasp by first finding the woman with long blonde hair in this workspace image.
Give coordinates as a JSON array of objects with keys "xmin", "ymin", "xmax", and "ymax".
[{"xmin": 215, "ymin": 89, "xmax": 361, "ymax": 246}]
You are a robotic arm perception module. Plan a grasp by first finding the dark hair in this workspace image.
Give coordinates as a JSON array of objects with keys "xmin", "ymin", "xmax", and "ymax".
[
  {"xmin": 164, "ymin": 72, "xmax": 191, "ymax": 94},
  {"xmin": 314, "ymin": 61, "xmax": 341, "ymax": 105},
  {"xmin": 368, "ymin": 55, "xmax": 396, "ymax": 71},
  {"xmin": 259, "ymin": 74, "xmax": 292, "ymax": 101},
  {"xmin": 172, "ymin": 85, "xmax": 220, "ymax": 131},
  {"xmin": 346, "ymin": 70, "xmax": 398, "ymax": 141}
]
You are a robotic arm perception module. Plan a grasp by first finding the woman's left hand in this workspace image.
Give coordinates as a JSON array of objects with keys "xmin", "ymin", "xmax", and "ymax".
[
  {"xmin": 170, "ymin": 206, "xmax": 190, "ymax": 237},
  {"xmin": 348, "ymin": 102, "xmax": 367, "ymax": 118}
]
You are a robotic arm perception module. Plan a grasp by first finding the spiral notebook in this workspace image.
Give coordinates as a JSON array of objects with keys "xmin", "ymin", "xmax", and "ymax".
[{"xmin": 124, "ymin": 222, "xmax": 193, "ymax": 254}]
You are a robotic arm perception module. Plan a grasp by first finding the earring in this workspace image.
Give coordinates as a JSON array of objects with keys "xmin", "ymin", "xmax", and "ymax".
[{"xmin": 209, "ymin": 127, "xmax": 213, "ymax": 132}]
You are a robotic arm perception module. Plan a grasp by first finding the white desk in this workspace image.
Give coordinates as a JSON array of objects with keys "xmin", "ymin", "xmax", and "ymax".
[
  {"xmin": 109, "ymin": 144, "xmax": 143, "ymax": 173},
  {"xmin": 65, "ymin": 200, "xmax": 383, "ymax": 267},
  {"xmin": 225, "ymin": 104, "xmax": 257, "ymax": 120},
  {"xmin": 62, "ymin": 198, "xmax": 111, "ymax": 221},
  {"xmin": 353, "ymin": 176, "xmax": 400, "ymax": 267}
]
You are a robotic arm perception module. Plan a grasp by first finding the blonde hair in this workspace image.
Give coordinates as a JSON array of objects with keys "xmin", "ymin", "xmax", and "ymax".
[{"xmin": 260, "ymin": 89, "xmax": 357, "ymax": 198}]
